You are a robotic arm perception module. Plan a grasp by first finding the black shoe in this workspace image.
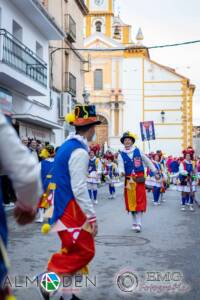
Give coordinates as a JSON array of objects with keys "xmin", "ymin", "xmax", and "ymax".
[
  {"xmin": 39, "ymin": 286, "xmax": 50, "ymax": 300},
  {"xmin": 60, "ymin": 296, "xmax": 82, "ymax": 300},
  {"xmin": 71, "ymin": 294, "xmax": 82, "ymax": 300}
]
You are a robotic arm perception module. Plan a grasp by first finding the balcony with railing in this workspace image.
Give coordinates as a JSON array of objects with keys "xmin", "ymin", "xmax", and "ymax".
[
  {"xmin": 65, "ymin": 14, "xmax": 76, "ymax": 43},
  {"xmin": 65, "ymin": 72, "xmax": 76, "ymax": 97},
  {"xmin": 0, "ymin": 29, "xmax": 47, "ymax": 89}
]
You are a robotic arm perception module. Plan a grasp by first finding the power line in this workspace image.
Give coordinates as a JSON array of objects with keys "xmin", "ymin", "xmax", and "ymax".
[{"xmin": 50, "ymin": 39, "xmax": 200, "ymax": 52}]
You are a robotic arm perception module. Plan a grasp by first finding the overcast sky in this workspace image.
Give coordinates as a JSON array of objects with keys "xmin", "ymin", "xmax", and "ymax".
[{"xmin": 116, "ymin": 0, "xmax": 200, "ymax": 125}]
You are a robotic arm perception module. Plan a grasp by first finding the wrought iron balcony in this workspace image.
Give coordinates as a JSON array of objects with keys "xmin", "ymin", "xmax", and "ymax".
[
  {"xmin": 0, "ymin": 29, "xmax": 47, "ymax": 87},
  {"xmin": 65, "ymin": 72, "xmax": 76, "ymax": 97},
  {"xmin": 65, "ymin": 14, "xmax": 76, "ymax": 43}
]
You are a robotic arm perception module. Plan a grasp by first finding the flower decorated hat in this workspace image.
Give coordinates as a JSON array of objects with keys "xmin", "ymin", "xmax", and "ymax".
[{"xmin": 65, "ymin": 104, "xmax": 101, "ymax": 127}]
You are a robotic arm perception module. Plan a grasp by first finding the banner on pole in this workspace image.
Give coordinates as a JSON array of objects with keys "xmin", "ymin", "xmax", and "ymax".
[{"xmin": 140, "ymin": 121, "xmax": 156, "ymax": 141}]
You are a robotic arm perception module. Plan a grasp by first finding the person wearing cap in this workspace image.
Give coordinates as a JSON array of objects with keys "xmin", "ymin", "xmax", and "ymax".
[
  {"xmin": 178, "ymin": 151, "xmax": 197, "ymax": 211},
  {"xmin": 40, "ymin": 104, "xmax": 101, "ymax": 300},
  {"xmin": 87, "ymin": 149, "xmax": 102, "ymax": 204},
  {"xmin": 118, "ymin": 131, "xmax": 156, "ymax": 233},
  {"xmin": 36, "ymin": 145, "xmax": 56, "ymax": 223}
]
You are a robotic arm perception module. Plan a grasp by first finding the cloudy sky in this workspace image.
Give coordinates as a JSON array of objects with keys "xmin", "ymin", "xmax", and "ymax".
[{"xmin": 116, "ymin": 0, "xmax": 200, "ymax": 125}]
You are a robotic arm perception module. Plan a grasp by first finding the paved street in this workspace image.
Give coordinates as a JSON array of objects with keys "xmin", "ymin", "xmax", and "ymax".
[{"xmin": 7, "ymin": 184, "xmax": 200, "ymax": 300}]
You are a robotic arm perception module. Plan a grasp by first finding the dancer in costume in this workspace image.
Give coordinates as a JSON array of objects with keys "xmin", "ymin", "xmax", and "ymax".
[
  {"xmin": 40, "ymin": 104, "xmax": 101, "ymax": 300},
  {"xmin": 118, "ymin": 132, "xmax": 157, "ymax": 233},
  {"xmin": 170, "ymin": 157, "xmax": 180, "ymax": 185},
  {"xmin": 147, "ymin": 153, "xmax": 166, "ymax": 205},
  {"xmin": 104, "ymin": 152, "xmax": 118, "ymax": 199},
  {"xmin": 178, "ymin": 149, "xmax": 197, "ymax": 211},
  {"xmin": 36, "ymin": 145, "xmax": 56, "ymax": 223},
  {"xmin": 87, "ymin": 149, "xmax": 102, "ymax": 204}
]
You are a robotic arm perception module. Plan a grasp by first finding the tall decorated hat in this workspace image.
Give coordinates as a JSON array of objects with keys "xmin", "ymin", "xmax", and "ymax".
[
  {"xmin": 120, "ymin": 131, "xmax": 137, "ymax": 144},
  {"xmin": 65, "ymin": 104, "xmax": 101, "ymax": 127},
  {"xmin": 182, "ymin": 146, "xmax": 195, "ymax": 160}
]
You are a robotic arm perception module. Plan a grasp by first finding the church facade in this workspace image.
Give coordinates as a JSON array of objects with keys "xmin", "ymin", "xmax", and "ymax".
[{"xmin": 84, "ymin": 0, "xmax": 195, "ymax": 155}]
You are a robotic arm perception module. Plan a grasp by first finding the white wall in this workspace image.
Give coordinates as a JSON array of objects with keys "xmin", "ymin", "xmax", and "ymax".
[
  {"xmin": 144, "ymin": 111, "xmax": 182, "ymax": 124},
  {"xmin": 0, "ymin": 0, "xmax": 50, "ymax": 105},
  {"xmin": 120, "ymin": 56, "xmax": 184, "ymax": 155},
  {"xmin": 122, "ymin": 57, "xmax": 143, "ymax": 136},
  {"xmin": 12, "ymin": 89, "xmax": 64, "ymax": 146},
  {"xmin": 0, "ymin": 0, "xmax": 49, "ymax": 62}
]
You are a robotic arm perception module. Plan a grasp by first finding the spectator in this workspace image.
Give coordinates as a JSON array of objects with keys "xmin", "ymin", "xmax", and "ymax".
[
  {"xmin": 21, "ymin": 137, "xmax": 29, "ymax": 147},
  {"xmin": 29, "ymin": 139, "xmax": 39, "ymax": 161}
]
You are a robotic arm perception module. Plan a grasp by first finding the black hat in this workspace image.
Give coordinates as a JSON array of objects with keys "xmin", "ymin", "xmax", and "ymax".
[
  {"xmin": 120, "ymin": 131, "xmax": 136, "ymax": 144},
  {"xmin": 65, "ymin": 104, "xmax": 101, "ymax": 127}
]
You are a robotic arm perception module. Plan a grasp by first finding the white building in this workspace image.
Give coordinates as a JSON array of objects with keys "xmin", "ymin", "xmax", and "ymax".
[
  {"xmin": 84, "ymin": 0, "xmax": 195, "ymax": 156},
  {"xmin": 0, "ymin": 0, "xmax": 64, "ymax": 145}
]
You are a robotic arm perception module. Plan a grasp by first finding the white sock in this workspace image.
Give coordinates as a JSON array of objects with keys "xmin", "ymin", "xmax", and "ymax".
[
  {"xmin": 131, "ymin": 213, "xmax": 137, "ymax": 224},
  {"xmin": 136, "ymin": 212, "xmax": 142, "ymax": 226}
]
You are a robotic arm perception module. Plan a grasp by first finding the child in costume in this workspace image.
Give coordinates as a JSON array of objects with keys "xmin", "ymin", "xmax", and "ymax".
[
  {"xmin": 118, "ymin": 132, "xmax": 157, "ymax": 233},
  {"xmin": 36, "ymin": 145, "xmax": 55, "ymax": 223},
  {"xmin": 87, "ymin": 149, "xmax": 102, "ymax": 204},
  {"xmin": 104, "ymin": 153, "xmax": 118, "ymax": 199},
  {"xmin": 149, "ymin": 153, "xmax": 166, "ymax": 205},
  {"xmin": 178, "ymin": 150, "xmax": 197, "ymax": 211}
]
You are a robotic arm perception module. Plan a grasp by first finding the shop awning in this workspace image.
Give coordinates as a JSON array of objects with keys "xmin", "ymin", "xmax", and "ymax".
[{"xmin": 12, "ymin": 114, "xmax": 62, "ymax": 130}]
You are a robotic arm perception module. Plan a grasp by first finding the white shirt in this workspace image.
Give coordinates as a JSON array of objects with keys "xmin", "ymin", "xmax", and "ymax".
[
  {"xmin": 0, "ymin": 111, "xmax": 42, "ymax": 209},
  {"xmin": 67, "ymin": 133, "xmax": 96, "ymax": 219},
  {"xmin": 118, "ymin": 146, "xmax": 156, "ymax": 174}
]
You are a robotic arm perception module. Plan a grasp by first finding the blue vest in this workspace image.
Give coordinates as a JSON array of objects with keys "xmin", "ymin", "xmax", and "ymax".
[
  {"xmin": 41, "ymin": 159, "xmax": 54, "ymax": 191},
  {"xmin": 149, "ymin": 161, "xmax": 161, "ymax": 177},
  {"xmin": 184, "ymin": 161, "xmax": 193, "ymax": 174},
  {"xmin": 170, "ymin": 160, "xmax": 179, "ymax": 173},
  {"xmin": 108, "ymin": 164, "xmax": 113, "ymax": 178},
  {"xmin": 88, "ymin": 158, "xmax": 97, "ymax": 173},
  {"xmin": 120, "ymin": 148, "xmax": 144, "ymax": 176},
  {"xmin": 0, "ymin": 177, "xmax": 8, "ymax": 285},
  {"xmin": 50, "ymin": 139, "xmax": 87, "ymax": 225}
]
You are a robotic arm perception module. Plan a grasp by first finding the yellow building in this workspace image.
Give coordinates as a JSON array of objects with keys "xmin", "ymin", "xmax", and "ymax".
[{"xmin": 84, "ymin": 0, "xmax": 195, "ymax": 155}]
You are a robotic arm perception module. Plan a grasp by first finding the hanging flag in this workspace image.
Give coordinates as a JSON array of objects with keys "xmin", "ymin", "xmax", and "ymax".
[{"xmin": 140, "ymin": 121, "xmax": 156, "ymax": 141}]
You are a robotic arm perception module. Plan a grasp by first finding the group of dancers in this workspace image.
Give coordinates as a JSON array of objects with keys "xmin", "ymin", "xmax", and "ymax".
[
  {"xmin": 37, "ymin": 132, "xmax": 199, "ymax": 232},
  {"xmin": 20, "ymin": 102, "xmax": 198, "ymax": 299},
  {"xmin": 2, "ymin": 101, "xmax": 199, "ymax": 300}
]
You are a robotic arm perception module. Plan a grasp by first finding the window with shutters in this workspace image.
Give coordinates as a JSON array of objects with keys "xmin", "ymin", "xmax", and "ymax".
[{"xmin": 94, "ymin": 69, "xmax": 103, "ymax": 90}]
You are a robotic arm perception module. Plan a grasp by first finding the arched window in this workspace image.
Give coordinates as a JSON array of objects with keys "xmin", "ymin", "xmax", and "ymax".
[
  {"xmin": 95, "ymin": 21, "xmax": 102, "ymax": 32},
  {"xmin": 94, "ymin": 69, "xmax": 103, "ymax": 90}
]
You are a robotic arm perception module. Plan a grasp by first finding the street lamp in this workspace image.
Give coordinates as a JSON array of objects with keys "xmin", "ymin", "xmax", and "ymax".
[
  {"xmin": 161, "ymin": 110, "xmax": 165, "ymax": 123},
  {"xmin": 82, "ymin": 89, "xmax": 90, "ymax": 104}
]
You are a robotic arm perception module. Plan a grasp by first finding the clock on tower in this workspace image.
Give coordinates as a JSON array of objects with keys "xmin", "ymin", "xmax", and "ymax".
[
  {"xmin": 89, "ymin": 0, "xmax": 111, "ymax": 12},
  {"xmin": 95, "ymin": 0, "xmax": 104, "ymax": 5}
]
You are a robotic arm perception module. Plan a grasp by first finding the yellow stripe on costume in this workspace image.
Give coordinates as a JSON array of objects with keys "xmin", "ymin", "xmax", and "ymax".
[
  {"xmin": 77, "ymin": 265, "xmax": 89, "ymax": 275},
  {"xmin": 61, "ymin": 247, "xmax": 68, "ymax": 254},
  {"xmin": 127, "ymin": 181, "xmax": 137, "ymax": 211}
]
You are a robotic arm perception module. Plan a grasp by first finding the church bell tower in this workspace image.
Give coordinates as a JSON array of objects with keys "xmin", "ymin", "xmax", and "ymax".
[{"xmin": 85, "ymin": 0, "xmax": 114, "ymax": 37}]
